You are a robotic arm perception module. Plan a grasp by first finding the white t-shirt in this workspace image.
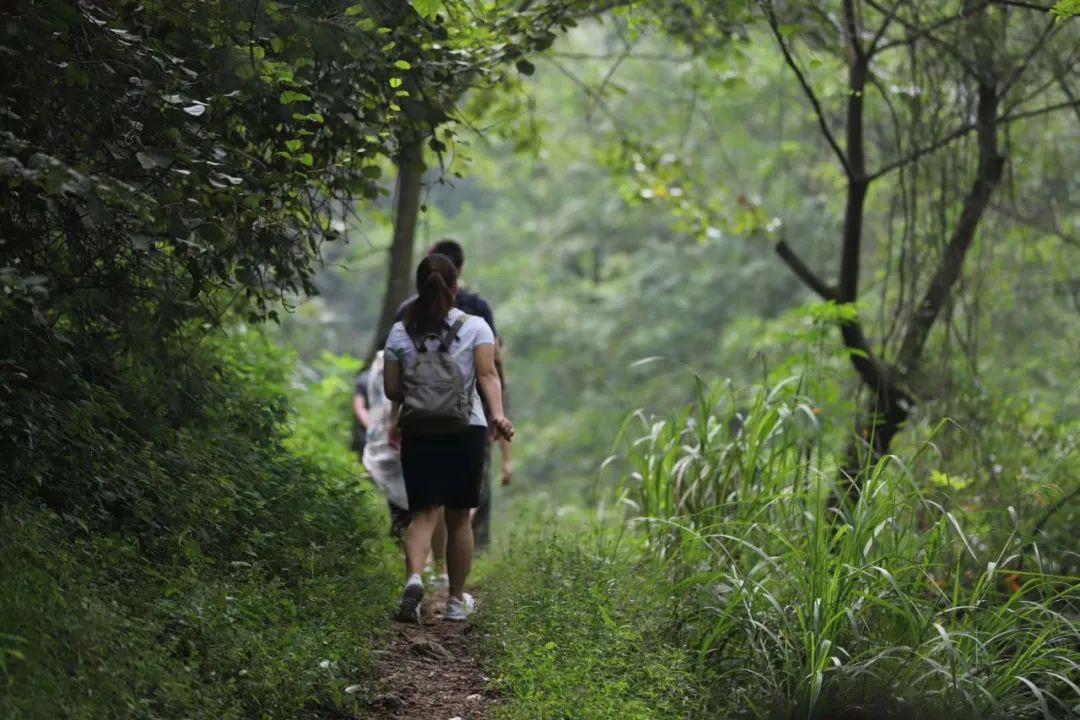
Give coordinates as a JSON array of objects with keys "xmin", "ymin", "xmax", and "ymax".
[{"xmin": 385, "ymin": 308, "xmax": 494, "ymax": 427}]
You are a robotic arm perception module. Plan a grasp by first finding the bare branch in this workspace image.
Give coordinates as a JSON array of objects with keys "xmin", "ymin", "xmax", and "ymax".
[
  {"xmin": 549, "ymin": 51, "xmax": 692, "ymax": 61},
  {"xmin": 868, "ymin": 0, "xmax": 905, "ymax": 55},
  {"xmin": 759, "ymin": 1, "xmax": 852, "ymax": 176},
  {"xmin": 868, "ymin": 122, "xmax": 978, "ymax": 181},
  {"xmin": 867, "ymin": 98, "xmax": 1079, "ymax": 181},
  {"xmin": 1001, "ymin": 97, "xmax": 1080, "ymax": 122},
  {"xmin": 875, "ymin": 0, "xmax": 994, "ymax": 53},
  {"xmin": 776, "ymin": 240, "xmax": 838, "ymax": 301},
  {"xmin": 843, "ymin": 0, "xmax": 865, "ymax": 60},
  {"xmin": 995, "ymin": 0, "xmax": 1054, "ymax": 10},
  {"xmin": 1001, "ymin": 18, "xmax": 1061, "ymax": 98}
]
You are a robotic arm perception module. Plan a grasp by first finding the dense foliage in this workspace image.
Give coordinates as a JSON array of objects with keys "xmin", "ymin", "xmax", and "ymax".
[
  {"xmin": 0, "ymin": 331, "xmax": 397, "ymax": 718},
  {"xmin": 0, "ymin": 0, "xmax": 606, "ymax": 716},
  {"xmin": 2, "ymin": 1, "xmax": 1077, "ymax": 718},
  {"xmin": 621, "ymin": 377, "xmax": 1078, "ymax": 717}
]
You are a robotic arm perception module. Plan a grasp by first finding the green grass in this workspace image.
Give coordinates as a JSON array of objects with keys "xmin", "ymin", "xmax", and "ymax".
[
  {"xmin": 0, "ymin": 500, "xmax": 396, "ymax": 720},
  {"xmin": 619, "ymin": 377, "xmax": 1080, "ymax": 719},
  {"xmin": 477, "ymin": 517, "xmax": 706, "ymax": 720},
  {"xmin": 0, "ymin": 332, "xmax": 398, "ymax": 719},
  {"xmin": 477, "ymin": 375, "xmax": 1078, "ymax": 720}
]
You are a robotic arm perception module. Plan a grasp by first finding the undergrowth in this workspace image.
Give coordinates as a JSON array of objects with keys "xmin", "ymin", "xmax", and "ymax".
[
  {"xmin": 479, "ymin": 375, "xmax": 1078, "ymax": 720},
  {"xmin": 477, "ymin": 516, "xmax": 705, "ymax": 720},
  {"xmin": 0, "ymin": 330, "xmax": 394, "ymax": 719},
  {"xmin": 621, "ymin": 377, "xmax": 1080, "ymax": 719}
]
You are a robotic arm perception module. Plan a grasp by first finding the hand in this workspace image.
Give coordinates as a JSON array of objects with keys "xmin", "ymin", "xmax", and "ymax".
[
  {"xmin": 490, "ymin": 415, "xmax": 514, "ymax": 442},
  {"xmin": 501, "ymin": 460, "xmax": 513, "ymax": 486},
  {"xmin": 388, "ymin": 424, "xmax": 402, "ymax": 450}
]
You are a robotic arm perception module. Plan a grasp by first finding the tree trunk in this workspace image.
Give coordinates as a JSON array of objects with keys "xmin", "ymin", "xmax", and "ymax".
[
  {"xmin": 842, "ymin": 74, "xmax": 1004, "ymax": 503},
  {"xmin": 368, "ymin": 133, "xmax": 424, "ymax": 362}
]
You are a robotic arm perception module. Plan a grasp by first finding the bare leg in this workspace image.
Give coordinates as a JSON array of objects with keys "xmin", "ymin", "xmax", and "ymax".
[
  {"xmin": 430, "ymin": 508, "xmax": 447, "ymax": 572},
  {"xmin": 444, "ymin": 507, "xmax": 474, "ymax": 600},
  {"xmin": 403, "ymin": 506, "xmax": 443, "ymax": 578}
]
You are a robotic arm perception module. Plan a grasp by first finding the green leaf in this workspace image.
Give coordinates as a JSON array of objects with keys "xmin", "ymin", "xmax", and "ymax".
[
  {"xmin": 1051, "ymin": 0, "xmax": 1080, "ymax": 19},
  {"xmin": 515, "ymin": 59, "xmax": 535, "ymax": 76},
  {"xmin": 297, "ymin": 153, "xmax": 314, "ymax": 167},
  {"xmin": 412, "ymin": 0, "xmax": 442, "ymax": 18},
  {"xmin": 345, "ymin": 4, "xmax": 366, "ymax": 16},
  {"xmin": 285, "ymin": 139, "xmax": 302, "ymax": 152},
  {"xmin": 393, "ymin": 59, "xmax": 412, "ymax": 70},
  {"xmin": 389, "ymin": 77, "xmax": 403, "ymax": 88},
  {"xmin": 279, "ymin": 90, "xmax": 311, "ymax": 105}
]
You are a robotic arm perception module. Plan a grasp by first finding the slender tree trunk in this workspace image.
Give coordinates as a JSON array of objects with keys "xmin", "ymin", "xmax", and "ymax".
[
  {"xmin": 843, "ymin": 68, "xmax": 1004, "ymax": 502},
  {"xmin": 368, "ymin": 133, "xmax": 424, "ymax": 362}
]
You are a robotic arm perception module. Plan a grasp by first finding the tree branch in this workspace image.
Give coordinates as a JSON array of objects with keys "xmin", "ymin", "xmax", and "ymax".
[
  {"xmin": 895, "ymin": 77, "xmax": 1005, "ymax": 378},
  {"xmin": 759, "ymin": 0, "xmax": 852, "ymax": 176},
  {"xmin": 868, "ymin": 0, "xmax": 905, "ymax": 55},
  {"xmin": 875, "ymin": 0, "xmax": 995, "ymax": 53},
  {"xmin": 1000, "ymin": 18, "xmax": 1061, "ymax": 99},
  {"xmin": 995, "ymin": 0, "xmax": 1054, "ymax": 10},
  {"xmin": 866, "ymin": 98, "xmax": 1078, "ymax": 181},
  {"xmin": 1030, "ymin": 482, "xmax": 1080, "ymax": 539},
  {"xmin": 775, "ymin": 239, "xmax": 838, "ymax": 301},
  {"xmin": 1001, "ymin": 97, "xmax": 1080, "ymax": 122}
]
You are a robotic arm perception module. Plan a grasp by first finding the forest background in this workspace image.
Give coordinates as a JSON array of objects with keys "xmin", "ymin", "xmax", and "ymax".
[{"xmin": 2, "ymin": 1, "xmax": 1078, "ymax": 719}]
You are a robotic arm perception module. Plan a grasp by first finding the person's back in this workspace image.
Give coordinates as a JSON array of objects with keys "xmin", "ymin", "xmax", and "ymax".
[
  {"xmin": 387, "ymin": 307, "xmax": 490, "ymax": 433},
  {"xmin": 382, "ymin": 254, "xmax": 512, "ymax": 625}
]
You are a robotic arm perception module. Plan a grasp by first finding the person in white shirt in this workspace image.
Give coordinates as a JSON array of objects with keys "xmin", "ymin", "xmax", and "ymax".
[{"xmin": 383, "ymin": 253, "xmax": 513, "ymax": 622}]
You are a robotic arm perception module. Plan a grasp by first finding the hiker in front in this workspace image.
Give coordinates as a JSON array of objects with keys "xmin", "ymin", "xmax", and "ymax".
[{"xmin": 383, "ymin": 253, "xmax": 513, "ymax": 623}]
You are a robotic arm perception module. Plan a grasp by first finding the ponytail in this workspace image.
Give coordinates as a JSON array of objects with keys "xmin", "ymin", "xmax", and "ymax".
[{"xmin": 405, "ymin": 253, "xmax": 458, "ymax": 336}]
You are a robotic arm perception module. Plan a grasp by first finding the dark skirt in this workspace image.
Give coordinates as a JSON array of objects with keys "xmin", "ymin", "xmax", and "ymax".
[{"xmin": 401, "ymin": 426, "xmax": 488, "ymax": 510}]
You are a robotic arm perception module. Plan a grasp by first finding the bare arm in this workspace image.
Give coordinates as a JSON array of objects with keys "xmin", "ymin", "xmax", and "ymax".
[
  {"xmin": 494, "ymin": 337, "xmax": 512, "ymax": 484},
  {"xmin": 474, "ymin": 344, "xmax": 513, "ymax": 441},
  {"xmin": 383, "ymin": 358, "xmax": 403, "ymax": 402},
  {"xmin": 353, "ymin": 394, "xmax": 372, "ymax": 428},
  {"xmin": 382, "ymin": 358, "xmax": 403, "ymax": 448},
  {"xmin": 498, "ymin": 436, "xmax": 513, "ymax": 485}
]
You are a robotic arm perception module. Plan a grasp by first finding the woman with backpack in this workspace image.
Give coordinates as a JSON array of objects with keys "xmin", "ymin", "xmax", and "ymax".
[{"xmin": 383, "ymin": 253, "xmax": 514, "ymax": 622}]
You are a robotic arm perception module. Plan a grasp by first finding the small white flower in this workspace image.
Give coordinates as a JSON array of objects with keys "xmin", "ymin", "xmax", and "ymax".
[{"xmin": 319, "ymin": 659, "xmax": 331, "ymax": 669}]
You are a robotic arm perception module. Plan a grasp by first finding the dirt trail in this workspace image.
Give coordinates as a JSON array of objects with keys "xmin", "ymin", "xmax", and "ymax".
[{"xmin": 360, "ymin": 589, "xmax": 496, "ymax": 720}]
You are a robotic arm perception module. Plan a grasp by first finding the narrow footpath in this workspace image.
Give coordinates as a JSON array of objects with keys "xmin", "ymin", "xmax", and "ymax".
[{"xmin": 360, "ymin": 589, "xmax": 496, "ymax": 720}]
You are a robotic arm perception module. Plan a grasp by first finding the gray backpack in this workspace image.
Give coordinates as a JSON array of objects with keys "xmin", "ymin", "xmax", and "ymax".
[{"xmin": 399, "ymin": 317, "xmax": 474, "ymax": 434}]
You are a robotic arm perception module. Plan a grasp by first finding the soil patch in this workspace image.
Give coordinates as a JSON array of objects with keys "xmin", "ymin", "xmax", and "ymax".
[{"xmin": 359, "ymin": 589, "xmax": 495, "ymax": 720}]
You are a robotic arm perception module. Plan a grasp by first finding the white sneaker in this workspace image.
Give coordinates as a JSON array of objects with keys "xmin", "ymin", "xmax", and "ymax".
[
  {"xmin": 395, "ymin": 579, "xmax": 424, "ymax": 623},
  {"xmin": 433, "ymin": 572, "xmax": 450, "ymax": 592},
  {"xmin": 444, "ymin": 593, "xmax": 475, "ymax": 622}
]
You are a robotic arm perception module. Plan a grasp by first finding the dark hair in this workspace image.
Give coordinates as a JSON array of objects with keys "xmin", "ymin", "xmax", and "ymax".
[
  {"xmin": 428, "ymin": 239, "xmax": 464, "ymax": 270},
  {"xmin": 405, "ymin": 253, "xmax": 458, "ymax": 336}
]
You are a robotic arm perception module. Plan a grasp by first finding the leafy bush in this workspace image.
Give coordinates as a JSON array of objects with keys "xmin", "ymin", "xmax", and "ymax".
[{"xmin": 0, "ymin": 329, "xmax": 395, "ymax": 719}]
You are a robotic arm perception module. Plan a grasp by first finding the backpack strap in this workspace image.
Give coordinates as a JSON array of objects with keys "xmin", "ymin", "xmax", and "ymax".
[
  {"xmin": 439, "ymin": 316, "xmax": 467, "ymax": 351},
  {"xmin": 410, "ymin": 330, "xmax": 443, "ymax": 353},
  {"xmin": 409, "ymin": 316, "xmax": 467, "ymax": 353}
]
